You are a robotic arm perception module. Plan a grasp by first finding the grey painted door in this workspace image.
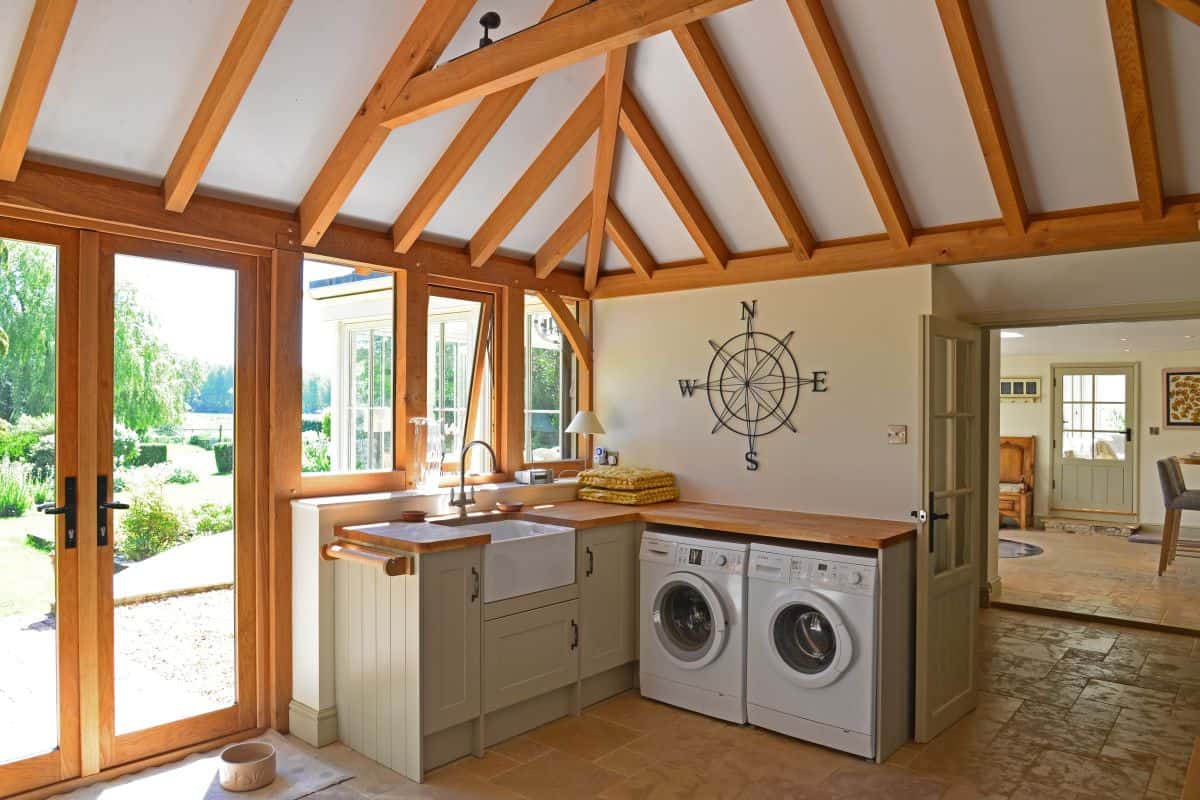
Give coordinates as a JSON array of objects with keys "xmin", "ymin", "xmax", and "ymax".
[{"xmin": 1051, "ymin": 364, "xmax": 1138, "ymax": 516}]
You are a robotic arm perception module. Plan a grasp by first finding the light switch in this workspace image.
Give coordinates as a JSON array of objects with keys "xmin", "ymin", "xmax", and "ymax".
[{"xmin": 887, "ymin": 425, "xmax": 908, "ymax": 445}]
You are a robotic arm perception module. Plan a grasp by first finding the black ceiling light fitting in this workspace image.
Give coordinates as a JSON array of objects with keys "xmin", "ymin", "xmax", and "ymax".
[{"xmin": 478, "ymin": 12, "xmax": 501, "ymax": 48}]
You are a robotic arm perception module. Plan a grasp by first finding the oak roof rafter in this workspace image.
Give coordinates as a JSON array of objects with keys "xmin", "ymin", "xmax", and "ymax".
[
  {"xmin": 584, "ymin": 47, "xmax": 629, "ymax": 292},
  {"xmin": 0, "ymin": 0, "xmax": 76, "ymax": 182},
  {"xmin": 297, "ymin": 0, "xmax": 475, "ymax": 248},
  {"xmin": 1107, "ymin": 0, "xmax": 1165, "ymax": 221},
  {"xmin": 534, "ymin": 193, "xmax": 591, "ymax": 279},
  {"xmin": 606, "ymin": 200, "xmax": 655, "ymax": 281},
  {"xmin": 163, "ymin": 0, "xmax": 292, "ymax": 213},
  {"xmin": 1154, "ymin": 0, "xmax": 1200, "ymax": 26},
  {"xmin": 673, "ymin": 20, "xmax": 815, "ymax": 259},
  {"xmin": 785, "ymin": 0, "xmax": 912, "ymax": 248}
]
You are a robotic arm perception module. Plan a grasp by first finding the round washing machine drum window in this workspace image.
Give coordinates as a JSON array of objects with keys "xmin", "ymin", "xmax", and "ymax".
[
  {"xmin": 774, "ymin": 604, "xmax": 838, "ymax": 674},
  {"xmin": 652, "ymin": 575, "xmax": 726, "ymax": 669}
]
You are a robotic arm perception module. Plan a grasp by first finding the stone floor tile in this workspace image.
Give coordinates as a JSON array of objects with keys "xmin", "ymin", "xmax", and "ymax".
[
  {"xmin": 491, "ymin": 748, "xmax": 623, "ymax": 800},
  {"xmin": 1076, "ymin": 678, "xmax": 1176, "ymax": 713},
  {"xmin": 525, "ymin": 713, "xmax": 643, "ymax": 761},
  {"xmin": 593, "ymin": 745, "xmax": 651, "ymax": 777},
  {"xmin": 486, "ymin": 734, "xmax": 551, "ymax": 764},
  {"xmin": 820, "ymin": 763, "xmax": 949, "ymax": 799},
  {"xmin": 1020, "ymin": 748, "xmax": 1150, "ymax": 797}
]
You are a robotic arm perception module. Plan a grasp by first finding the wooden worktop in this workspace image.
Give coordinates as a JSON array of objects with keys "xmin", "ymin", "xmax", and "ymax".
[{"xmin": 337, "ymin": 500, "xmax": 915, "ymax": 553}]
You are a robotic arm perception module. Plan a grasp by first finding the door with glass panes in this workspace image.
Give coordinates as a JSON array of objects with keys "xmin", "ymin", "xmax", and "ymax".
[{"xmin": 1051, "ymin": 364, "xmax": 1138, "ymax": 515}]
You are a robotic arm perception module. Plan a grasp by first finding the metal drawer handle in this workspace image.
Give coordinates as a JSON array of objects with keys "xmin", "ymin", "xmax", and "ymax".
[
  {"xmin": 471, "ymin": 567, "xmax": 480, "ymax": 603},
  {"xmin": 570, "ymin": 619, "xmax": 579, "ymax": 650},
  {"xmin": 585, "ymin": 546, "xmax": 594, "ymax": 577}
]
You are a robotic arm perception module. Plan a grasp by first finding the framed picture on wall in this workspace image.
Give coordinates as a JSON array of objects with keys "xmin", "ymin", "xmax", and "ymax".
[{"xmin": 1164, "ymin": 368, "xmax": 1200, "ymax": 428}]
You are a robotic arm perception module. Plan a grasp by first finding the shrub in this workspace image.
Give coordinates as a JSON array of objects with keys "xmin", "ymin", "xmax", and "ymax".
[
  {"xmin": 13, "ymin": 413, "xmax": 54, "ymax": 436},
  {"xmin": 31, "ymin": 476, "xmax": 54, "ymax": 505},
  {"xmin": 0, "ymin": 459, "xmax": 33, "ymax": 518},
  {"xmin": 188, "ymin": 434, "xmax": 216, "ymax": 450},
  {"xmin": 301, "ymin": 419, "xmax": 323, "ymax": 434},
  {"xmin": 28, "ymin": 434, "xmax": 55, "ymax": 481},
  {"xmin": 301, "ymin": 431, "xmax": 330, "ymax": 473},
  {"xmin": 115, "ymin": 486, "xmax": 191, "ymax": 561},
  {"xmin": 130, "ymin": 443, "xmax": 167, "ymax": 467},
  {"xmin": 213, "ymin": 442, "xmax": 233, "ymax": 474},
  {"xmin": 113, "ymin": 469, "xmax": 129, "ymax": 492},
  {"xmin": 0, "ymin": 430, "xmax": 39, "ymax": 462},
  {"xmin": 166, "ymin": 466, "xmax": 198, "ymax": 485},
  {"xmin": 113, "ymin": 424, "xmax": 140, "ymax": 466},
  {"xmin": 321, "ymin": 411, "xmax": 331, "ymax": 438},
  {"xmin": 194, "ymin": 502, "xmax": 234, "ymax": 535},
  {"xmin": 24, "ymin": 533, "xmax": 53, "ymax": 554}
]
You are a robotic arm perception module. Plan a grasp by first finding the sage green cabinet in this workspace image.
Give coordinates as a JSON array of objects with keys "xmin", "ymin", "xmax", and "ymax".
[
  {"xmin": 420, "ymin": 547, "xmax": 482, "ymax": 735},
  {"xmin": 483, "ymin": 599, "xmax": 580, "ymax": 713},
  {"xmin": 577, "ymin": 523, "xmax": 639, "ymax": 678}
]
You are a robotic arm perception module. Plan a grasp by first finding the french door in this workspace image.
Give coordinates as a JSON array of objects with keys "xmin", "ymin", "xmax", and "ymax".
[{"xmin": 0, "ymin": 225, "xmax": 259, "ymax": 797}]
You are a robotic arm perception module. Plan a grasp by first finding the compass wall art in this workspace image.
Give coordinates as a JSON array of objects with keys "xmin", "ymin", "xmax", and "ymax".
[{"xmin": 676, "ymin": 301, "xmax": 827, "ymax": 471}]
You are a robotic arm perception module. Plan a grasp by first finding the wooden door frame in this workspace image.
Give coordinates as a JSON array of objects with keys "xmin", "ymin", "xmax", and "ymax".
[
  {"xmin": 0, "ymin": 219, "xmax": 82, "ymax": 796},
  {"xmin": 1048, "ymin": 361, "xmax": 1140, "ymax": 518},
  {"xmin": 92, "ymin": 235, "xmax": 259, "ymax": 770}
]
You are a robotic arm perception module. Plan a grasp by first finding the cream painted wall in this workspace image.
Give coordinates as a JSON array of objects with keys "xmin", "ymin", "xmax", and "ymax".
[
  {"xmin": 593, "ymin": 266, "xmax": 933, "ymax": 522},
  {"xmin": 999, "ymin": 350, "xmax": 1200, "ymax": 528}
]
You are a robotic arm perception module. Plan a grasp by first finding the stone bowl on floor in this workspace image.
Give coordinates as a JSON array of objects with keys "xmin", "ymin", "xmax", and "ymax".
[{"xmin": 219, "ymin": 741, "xmax": 276, "ymax": 792}]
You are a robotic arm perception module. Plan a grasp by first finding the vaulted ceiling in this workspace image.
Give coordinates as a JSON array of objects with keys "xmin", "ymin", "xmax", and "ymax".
[{"xmin": 1, "ymin": 0, "xmax": 1198, "ymax": 297}]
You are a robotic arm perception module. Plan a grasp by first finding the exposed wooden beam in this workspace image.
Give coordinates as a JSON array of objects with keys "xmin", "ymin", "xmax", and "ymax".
[
  {"xmin": 535, "ymin": 291, "xmax": 593, "ymax": 375},
  {"xmin": 297, "ymin": 0, "xmax": 474, "ymax": 247},
  {"xmin": 935, "ymin": 0, "xmax": 1027, "ymax": 235},
  {"xmin": 1107, "ymin": 0, "xmax": 1164, "ymax": 221},
  {"xmin": 534, "ymin": 193, "xmax": 591, "ymax": 279},
  {"xmin": 163, "ymin": 0, "xmax": 291, "ymax": 213},
  {"xmin": 391, "ymin": 0, "xmax": 579, "ymax": 255},
  {"xmin": 619, "ymin": 85, "xmax": 729, "ymax": 269},
  {"xmin": 0, "ymin": 160, "xmax": 587, "ymax": 296},
  {"xmin": 0, "ymin": 0, "xmax": 75, "ymax": 181},
  {"xmin": 469, "ymin": 82, "xmax": 603, "ymax": 268},
  {"xmin": 382, "ymin": 0, "xmax": 752, "ymax": 128},
  {"xmin": 584, "ymin": 47, "xmax": 629, "ymax": 292},
  {"xmin": 592, "ymin": 201, "xmax": 1200, "ymax": 298},
  {"xmin": 1154, "ymin": 0, "xmax": 1200, "ymax": 25},
  {"xmin": 673, "ymin": 21, "xmax": 814, "ymax": 258},
  {"xmin": 786, "ymin": 0, "xmax": 912, "ymax": 248},
  {"xmin": 605, "ymin": 200, "xmax": 655, "ymax": 281}
]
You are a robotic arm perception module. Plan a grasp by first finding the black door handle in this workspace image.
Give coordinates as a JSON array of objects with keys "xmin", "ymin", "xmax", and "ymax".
[
  {"xmin": 925, "ymin": 491, "xmax": 949, "ymax": 553},
  {"xmin": 570, "ymin": 620, "xmax": 579, "ymax": 650},
  {"xmin": 1125, "ymin": 427, "xmax": 1133, "ymax": 443},
  {"xmin": 470, "ymin": 567, "xmax": 480, "ymax": 603},
  {"xmin": 40, "ymin": 476, "xmax": 77, "ymax": 549},
  {"xmin": 97, "ymin": 475, "xmax": 128, "ymax": 547}
]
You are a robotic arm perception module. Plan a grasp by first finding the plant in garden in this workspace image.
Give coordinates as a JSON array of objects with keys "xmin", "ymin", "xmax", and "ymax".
[
  {"xmin": 0, "ymin": 241, "xmax": 57, "ymax": 422},
  {"xmin": 113, "ymin": 423, "xmax": 140, "ymax": 465},
  {"xmin": 130, "ymin": 443, "xmax": 168, "ymax": 467},
  {"xmin": 0, "ymin": 458, "xmax": 33, "ymax": 518},
  {"xmin": 115, "ymin": 484, "xmax": 192, "ymax": 561},
  {"xmin": 188, "ymin": 434, "xmax": 216, "ymax": 450},
  {"xmin": 194, "ymin": 502, "xmax": 234, "ymax": 535},
  {"xmin": 28, "ymin": 434, "xmax": 55, "ymax": 481},
  {"xmin": 166, "ymin": 466, "xmax": 199, "ymax": 485},
  {"xmin": 213, "ymin": 442, "xmax": 233, "ymax": 474},
  {"xmin": 302, "ymin": 430, "xmax": 331, "ymax": 473}
]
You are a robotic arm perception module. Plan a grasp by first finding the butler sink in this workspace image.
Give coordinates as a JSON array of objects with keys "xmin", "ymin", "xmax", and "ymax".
[{"xmin": 458, "ymin": 519, "xmax": 575, "ymax": 603}]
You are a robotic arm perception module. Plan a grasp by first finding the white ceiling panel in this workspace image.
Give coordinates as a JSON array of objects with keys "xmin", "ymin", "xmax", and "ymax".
[
  {"xmin": 1001, "ymin": 320, "xmax": 1200, "ymax": 357},
  {"xmin": 0, "ymin": 2, "xmax": 36, "ymax": 99},
  {"xmin": 1139, "ymin": 0, "xmax": 1200, "ymax": 198},
  {"xmin": 825, "ymin": 0, "xmax": 999, "ymax": 227},
  {"xmin": 337, "ymin": 99, "xmax": 480, "ymax": 229},
  {"xmin": 626, "ymin": 33, "xmax": 782, "ymax": 253},
  {"xmin": 28, "ymin": 0, "xmax": 245, "ymax": 180},
  {"xmin": 704, "ymin": 0, "xmax": 882, "ymax": 241},
  {"xmin": 502, "ymin": 133, "xmax": 596, "ymax": 258},
  {"xmin": 201, "ymin": 0, "xmax": 422, "ymax": 207},
  {"xmin": 562, "ymin": 238, "xmax": 587, "ymax": 272},
  {"xmin": 969, "ymin": 0, "xmax": 1137, "ymax": 213},
  {"xmin": 425, "ymin": 56, "xmax": 602, "ymax": 243},
  {"xmin": 600, "ymin": 238, "xmax": 629, "ymax": 273},
  {"xmin": 610, "ymin": 137, "xmax": 702, "ymax": 264}
]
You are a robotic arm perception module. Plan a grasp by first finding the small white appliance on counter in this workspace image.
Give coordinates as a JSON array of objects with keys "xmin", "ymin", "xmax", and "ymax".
[
  {"xmin": 639, "ymin": 527, "xmax": 749, "ymax": 723},
  {"xmin": 746, "ymin": 542, "xmax": 881, "ymax": 758},
  {"xmin": 514, "ymin": 467, "xmax": 554, "ymax": 484}
]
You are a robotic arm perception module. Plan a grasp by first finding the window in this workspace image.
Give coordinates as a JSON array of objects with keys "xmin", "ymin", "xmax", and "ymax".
[
  {"xmin": 524, "ymin": 294, "xmax": 577, "ymax": 462},
  {"xmin": 427, "ymin": 290, "xmax": 494, "ymax": 476},
  {"xmin": 301, "ymin": 260, "xmax": 394, "ymax": 474}
]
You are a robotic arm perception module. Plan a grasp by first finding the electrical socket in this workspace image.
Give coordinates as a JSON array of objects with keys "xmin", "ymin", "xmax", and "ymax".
[{"xmin": 887, "ymin": 425, "xmax": 908, "ymax": 445}]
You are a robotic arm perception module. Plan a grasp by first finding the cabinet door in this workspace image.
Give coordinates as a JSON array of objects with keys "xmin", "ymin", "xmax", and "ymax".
[
  {"xmin": 420, "ymin": 547, "xmax": 482, "ymax": 735},
  {"xmin": 484, "ymin": 600, "xmax": 580, "ymax": 713},
  {"xmin": 578, "ymin": 523, "xmax": 639, "ymax": 678}
]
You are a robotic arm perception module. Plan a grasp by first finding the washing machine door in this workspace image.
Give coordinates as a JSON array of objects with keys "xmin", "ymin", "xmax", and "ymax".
[
  {"xmin": 765, "ymin": 589, "xmax": 853, "ymax": 689},
  {"xmin": 651, "ymin": 571, "xmax": 727, "ymax": 670}
]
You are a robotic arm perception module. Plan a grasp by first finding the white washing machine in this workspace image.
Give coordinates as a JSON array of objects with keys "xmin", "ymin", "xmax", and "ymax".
[
  {"xmin": 747, "ymin": 542, "xmax": 878, "ymax": 758},
  {"xmin": 639, "ymin": 528, "xmax": 749, "ymax": 723}
]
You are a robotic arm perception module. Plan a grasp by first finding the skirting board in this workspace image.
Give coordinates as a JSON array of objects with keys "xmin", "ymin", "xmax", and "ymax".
[{"xmin": 289, "ymin": 699, "xmax": 338, "ymax": 747}]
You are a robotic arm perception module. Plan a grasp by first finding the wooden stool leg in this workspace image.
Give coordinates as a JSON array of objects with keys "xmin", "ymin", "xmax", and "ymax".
[
  {"xmin": 1168, "ymin": 509, "xmax": 1182, "ymax": 564},
  {"xmin": 1159, "ymin": 509, "xmax": 1178, "ymax": 575}
]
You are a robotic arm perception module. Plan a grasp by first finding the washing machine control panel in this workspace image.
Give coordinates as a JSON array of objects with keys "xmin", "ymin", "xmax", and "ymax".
[
  {"xmin": 677, "ymin": 546, "xmax": 744, "ymax": 574},
  {"xmin": 749, "ymin": 552, "xmax": 876, "ymax": 595}
]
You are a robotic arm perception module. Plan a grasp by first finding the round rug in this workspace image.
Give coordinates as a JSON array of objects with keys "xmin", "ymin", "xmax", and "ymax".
[{"xmin": 998, "ymin": 538, "xmax": 1043, "ymax": 559}]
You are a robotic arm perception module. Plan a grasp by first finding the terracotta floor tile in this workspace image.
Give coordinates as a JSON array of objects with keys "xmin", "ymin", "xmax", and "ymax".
[
  {"xmin": 585, "ymin": 692, "xmax": 697, "ymax": 733},
  {"xmin": 486, "ymin": 735, "xmax": 552, "ymax": 764},
  {"xmin": 447, "ymin": 750, "xmax": 522, "ymax": 780},
  {"xmin": 491, "ymin": 749, "xmax": 623, "ymax": 800},
  {"xmin": 820, "ymin": 763, "xmax": 949, "ymax": 799},
  {"xmin": 525, "ymin": 713, "xmax": 643, "ymax": 761},
  {"xmin": 593, "ymin": 745, "xmax": 651, "ymax": 777}
]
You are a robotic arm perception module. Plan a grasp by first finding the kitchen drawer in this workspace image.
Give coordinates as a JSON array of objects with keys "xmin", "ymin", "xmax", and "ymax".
[{"xmin": 484, "ymin": 599, "xmax": 579, "ymax": 713}]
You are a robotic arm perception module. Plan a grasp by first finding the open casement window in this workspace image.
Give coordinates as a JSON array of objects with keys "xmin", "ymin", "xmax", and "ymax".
[
  {"xmin": 300, "ymin": 260, "xmax": 396, "ymax": 478},
  {"xmin": 523, "ymin": 294, "xmax": 578, "ymax": 465},
  {"xmin": 428, "ymin": 288, "xmax": 495, "ymax": 478}
]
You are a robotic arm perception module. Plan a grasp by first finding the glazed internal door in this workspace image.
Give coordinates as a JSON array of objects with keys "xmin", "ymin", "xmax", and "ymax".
[
  {"xmin": 916, "ymin": 316, "xmax": 980, "ymax": 742},
  {"xmin": 1051, "ymin": 364, "xmax": 1138, "ymax": 516},
  {"xmin": 91, "ymin": 236, "xmax": 258, "ymax": 769},
  {"xmin": 0, "ymin": 220, "xmax": 82, "ymax": 796}
]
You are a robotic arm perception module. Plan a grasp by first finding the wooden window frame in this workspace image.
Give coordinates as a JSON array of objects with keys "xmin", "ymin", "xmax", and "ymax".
[{"xmin": 521, "ymin": 293, "xmax": 587, "ymax": 473}]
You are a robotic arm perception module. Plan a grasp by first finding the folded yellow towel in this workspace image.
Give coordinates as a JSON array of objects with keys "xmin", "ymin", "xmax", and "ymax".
[
  {"xmin": 579, "ymin": 465, "xmax": 675, "ymax": 491},
  {"xmin": 578, "ymin": 485, "xmax": 680, "ymax": 506}
]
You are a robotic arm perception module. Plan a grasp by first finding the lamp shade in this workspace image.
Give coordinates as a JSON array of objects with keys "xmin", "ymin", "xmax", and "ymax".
[{"xmin": 565, "ymin": 410, "xmax": 605, "ymax": 435}]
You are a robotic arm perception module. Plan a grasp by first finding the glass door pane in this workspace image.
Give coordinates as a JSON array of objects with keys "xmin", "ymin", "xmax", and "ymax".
[
  {"xmin": 0, "ymin": 236, "xmax": 61, "ymax": 764},
  {"xmin": 109, "ymin": 254, "xmax": 238, "ymax": 736}
]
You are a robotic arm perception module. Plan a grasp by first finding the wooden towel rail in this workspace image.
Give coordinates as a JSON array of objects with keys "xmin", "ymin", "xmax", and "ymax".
[{"xmin": 321, "ymin": 540, "xmax": 413, "ymax": 576}]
